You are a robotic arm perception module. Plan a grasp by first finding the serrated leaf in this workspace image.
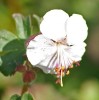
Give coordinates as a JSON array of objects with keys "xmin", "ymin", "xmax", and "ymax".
[
  {"xmin": 21, "ymin": 92, "xmax": 34, "ymax": 100},
  {"xmin": 33, "ymin": 14, "xmax": 42, "ymax": 26},
  {"xmin": 0, "ymin": 30, "xmax": 17, "ymax": 51},
  {"xmin": 13, "ymin": 14, "xmax": 26, "ymax": 39},
  {"xmin": 10, "ymin": 94, "xmax": 21, "ymax": 100},
  {"xmin": 0, "ymin": 39, "xmax": 26, "ymax": 76}
]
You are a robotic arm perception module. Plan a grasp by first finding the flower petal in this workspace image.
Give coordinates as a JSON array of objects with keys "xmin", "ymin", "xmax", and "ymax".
[
  {"xmin": 26, "ymin": 35, "xmax": 57, "ymax": 66},
  {"xmin": 64, "ymin": 42, "xmax": 86, "ymax": 62},
  {"xmin": 66, "ymin": 14, "xmax": 88, "ymax": 45},
  {"xmin": 40, "ymin": 9, "xmax": 69, "ymax": 42},
  {"xmin": 37, "ymin": 53, "xmax": 57, "ymax": 73},
  {"xmin": 62, "ymin": 50, "xmax": 73, "ymax": 69}
]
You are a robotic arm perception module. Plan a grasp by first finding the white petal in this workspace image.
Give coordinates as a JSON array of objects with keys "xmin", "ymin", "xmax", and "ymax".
[
  {"xmin": 64, "ymin": 42, "xmax": 86, "ymax": 62},
  {"xmin": 26, "ymin": 35, "xmax": 56, "ymax": 66},
  {"xmin": 62, "ymin": 50, "xmax": 73, "ymax": 69},
  {"xmin": 40, "ymin": 9, "xmax": 69, "ymax": 42},
  {"xmin": 66, "ymin": 14, "xmax": 88, "ymax": 45},
  {"xmin": 37, "ymin": 53, "xmax": 57, "ymax": 74}
]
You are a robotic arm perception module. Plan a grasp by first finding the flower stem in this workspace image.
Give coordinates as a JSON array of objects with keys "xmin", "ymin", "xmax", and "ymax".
[{"xmin": 21, "ymin": 83, "xmax": 29, "ymax": 95}]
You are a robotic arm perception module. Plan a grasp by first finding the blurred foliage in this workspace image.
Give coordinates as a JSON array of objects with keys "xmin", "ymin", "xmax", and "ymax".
[
  {"xmin": 10, "ymin": 92, "xmax": 34, "ymax": 100},
  {"xmin": 0, "ymin": 14, "xmax": 32, "ymax": 76},
  {"xmin": 0, "ymin": 0, "xmax": 99, "ymax": 100}
]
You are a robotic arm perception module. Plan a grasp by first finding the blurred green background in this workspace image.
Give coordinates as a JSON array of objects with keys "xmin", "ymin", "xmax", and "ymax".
[{"xmin": 0, "ymin": 0, "xmax": 99, "ymax": 100}]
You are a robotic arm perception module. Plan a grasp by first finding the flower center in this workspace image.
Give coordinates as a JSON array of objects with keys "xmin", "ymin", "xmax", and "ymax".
[
  {"xmin": 54, "ymin": 61, "xmax": 80, "ymax": 87},
  {"xmin": 52, "ymin": 38, "xmax": 80, "ymax": 87},
  {"xmin": 57, "ymin": 37, "xmax": 67, "ymax": 45},
  {"xmin": 54, "ymin": 65, "xmax": 70, "ymax": 87}
]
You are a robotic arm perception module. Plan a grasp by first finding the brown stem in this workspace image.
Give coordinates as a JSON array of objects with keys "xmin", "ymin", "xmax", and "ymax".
[{"xmin": 21, "ymin": 83, "xmax": 29, "ymax": 95}]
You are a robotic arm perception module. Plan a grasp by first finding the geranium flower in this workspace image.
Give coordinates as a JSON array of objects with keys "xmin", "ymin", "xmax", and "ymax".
[{"xmin": 26, "ymin": 9, "xmax": 88, "ymax": 86}]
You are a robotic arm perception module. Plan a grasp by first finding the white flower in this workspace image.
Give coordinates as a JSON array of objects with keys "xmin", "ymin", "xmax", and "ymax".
[{"xmin": 26, "ymin": 9, "xmax": 88, "ymax": 86}]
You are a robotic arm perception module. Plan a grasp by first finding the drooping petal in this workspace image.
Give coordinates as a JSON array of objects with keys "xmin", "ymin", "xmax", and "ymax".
[
  {"xmin": 40, "ymin": 9, "xmax": 69, "ymax": 42},
  {"xmin": 62, "ymin": 50, "xmax": 73, "ymax": 69},
  {"xmin": 26, "ymin": 35, "xmax": 57, "ymax": 66},
  {"xmin": 66, "ymin": 14, "xmax": 88, "ymax": 45},
  {"xmin": 64, "ymin": 42, "xmax": 86, "ymax": 62},
  {"xmin": 37, "ymin": 52, "xmax": 57, "ymax": 73}
]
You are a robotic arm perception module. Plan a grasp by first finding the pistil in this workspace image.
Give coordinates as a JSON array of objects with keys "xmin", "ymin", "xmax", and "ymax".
[
  {"xmin": 60, "ymin": 69, "xmax": 63, "ymax": 87},
  {"xmin": 55, "ymin": 66, "xmax": 65, "ymax": 87}
]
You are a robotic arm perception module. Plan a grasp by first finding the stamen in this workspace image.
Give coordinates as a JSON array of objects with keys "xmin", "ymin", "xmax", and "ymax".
[
  {"xmin": 66, "ymin": 70, "xmax": 70, "ymax": 75},
  {"xmin": 56, "ymin": 78, "xmax": 61, "ymax": 84},
  {"xmin": 61, "ymin": 66, "xmax": 65, "ymax": 70},
  {"xmin": 69, "ymin": 64, "xmax": 73, "ymax": 68},
  {"xmin": 75, "ymin": 62, "xmax": 80, "ymax": 66}
]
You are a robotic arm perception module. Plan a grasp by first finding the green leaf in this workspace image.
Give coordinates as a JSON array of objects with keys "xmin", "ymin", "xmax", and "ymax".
[
  {"xmin": 21, "ymin": 92, "xmax": 34, "ymax": 100},
  {"xmin": 23, "ymin": 16, "xmax": 33, "ymax": 37},
  {"xmin": 33, "ymin": 14, "xmax": 42, "ymax": 26},
  {"xmin": 10, "ymin": 94, "xmax": 21, "ymax": 100},
  {"xmin": 0, "ymin": 30, "xmax": 17, "ymax": 51},
  {"xmin": 13, "ymin": 14, "xmax": 26, "ymax": 39},
  {"xmin": 0, "ymin": 51, "xmax": 9, "ymax": 56},
  {"xmin": 13, "ymin": 14, "xmax": 33, "ymax": 39},
  {"xmin": 0, "ymin": 39, "xmax": 26, "ymax": 76},
  {"xmin": 0, "ymin": 30, "xmax": 17, "ymax": 66}
]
